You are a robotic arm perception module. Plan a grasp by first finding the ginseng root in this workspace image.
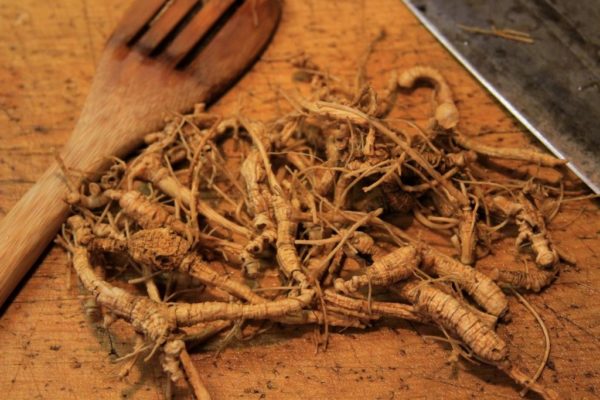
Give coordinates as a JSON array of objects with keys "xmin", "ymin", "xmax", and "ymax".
[
  {"xmin": 454, "ymin": 131, "xmax": 566, "ymax": 168},
  {"xmin": 105, "ymin": 190, "xmax": 191, "ymax": 237},
  {"xmin": 324, "ymin": 290, "xmax": 428, "ymax": 323},
  {"xmin": 420, "ymin": 246, "xmax": 509, "ymax": 317},
  {"xmin": 334, "ymin": 245, "xmax": 419, "ymax": 294},
  {"xmin": 67, "ymin": 243, "xmax": 315, "ymax": 330},
  {"xmin": 394, "ymin": 280, "xmax": 507, "ymax": 362},
  {"xmin": 493, "ymin": 193, "xmax": 558, "ymax": 268},
  {"xmin": 397, "ymin": 65, "xmax": 459, "ymax": 130},
  {"xmin": 56, "ymin": 52, "xmax": 573, "ymax": 399},
  {"xmin": 491, "ymin": 267, "xmax": 558, "ymax": 292}
]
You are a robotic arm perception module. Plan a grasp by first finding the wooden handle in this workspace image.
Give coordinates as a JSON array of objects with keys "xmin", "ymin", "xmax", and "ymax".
[
  {"xmin": 0, "ymin": 54, "xmax": 172, "ymax": 308},
  {"xmin": 0, "ymin": 79, "xmax": 155, "ymax": 308},
  {"xmin": 0, "ymin": 163, "xmax": 70, "ymax": 306},
  {"xmin": 0, "ymin": 107, "xmax": 150, "ymax": 308},
  {"xmin": 0, "ymin": 119, "xmax": 144, "ymax": 307}
]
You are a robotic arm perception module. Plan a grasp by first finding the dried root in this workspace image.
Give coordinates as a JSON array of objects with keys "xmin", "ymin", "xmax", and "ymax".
[
  {"xmin": 106, "ymin": 190, "xmax": 191, "ymax": 237},
  {"xmin": 493, "ymin": 193, "xmax": 558, "ymax": 268},
  {"xmin": 420, "ymin": 246, "xmax": 508, "ymax": 317},
  {"xmin": 454, "ymin": 131, "xmax": 566, "ymax": 167},
  {"xmin": 394, "ymin": 280, "xmax": 507, "ymax": 362},
  {"xmin": 57, "ymin": 53, "xmax": 573, "ymax": 399},
  {"xmin": 455, "ymin": 205, "xmax": 478, "ymax": 265},
  {"xmin": 492, "ymin": 266, "xmax": 558, "ymax": 292},
  {"xmin": 397, "ymin": 66, "xmax": 459, "ymax": 130},
  {"xmin": 67, "ymin": 182, "xmax": 110, "ymax": 209},
  {"xmin": 68, "ymin": 245, "xmax": 175, "ymax": 345},
  {"xmin": 323, "ymin": 290, "xmax": 427, "ymax": 323},
  {"xmin": 334, "ymin": 245, "xmax": 419, "ymax": 293}
]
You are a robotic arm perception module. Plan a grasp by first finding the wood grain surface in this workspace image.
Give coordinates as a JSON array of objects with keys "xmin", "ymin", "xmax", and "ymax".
[{"xmin": 1, "ymin": 0, "xmax": 599, "ymax": 399}]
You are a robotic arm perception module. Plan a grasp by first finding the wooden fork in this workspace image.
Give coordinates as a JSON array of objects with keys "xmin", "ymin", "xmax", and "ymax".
[{"xmin": 0, "ymin": 0, "xmax": 281, "ymax": 307}]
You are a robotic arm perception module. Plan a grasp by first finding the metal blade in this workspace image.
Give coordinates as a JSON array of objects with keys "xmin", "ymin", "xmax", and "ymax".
[{"xmin": 403, "ymin": 0, "xmax": 600, "ymax": 193}]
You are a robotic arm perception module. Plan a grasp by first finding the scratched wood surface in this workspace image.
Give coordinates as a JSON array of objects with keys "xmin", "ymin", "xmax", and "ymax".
[{"xmin": 1, "ymin": 0, "xmax": 599, "ymax": 399}]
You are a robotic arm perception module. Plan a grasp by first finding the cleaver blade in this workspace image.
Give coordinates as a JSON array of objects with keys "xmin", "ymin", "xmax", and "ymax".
[{"xmin": 402, "ymin": 0, "xmax": 600, "ymax": 193}]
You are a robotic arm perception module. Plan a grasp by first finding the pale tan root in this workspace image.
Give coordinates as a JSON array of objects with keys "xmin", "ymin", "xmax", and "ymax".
[
  {"xmin": 243, "ymin": 119, "xmax": 310, "ymax": 287},
  {"xmin": 239, "ymin": 249, "xmax": 263, "ymax": 278},
  {"xmin": 169, "ymin": 290, "xmax": 315, "ymax": 324},
  {"xmin": 346, "ymin": 231, "xmax": 387, "ymax": 258},
  {"xmin": 69, "ymin": 245, "xmax": 316, "ymax": 400},
  {"xmin": 458, "ymin": 24, "xmax": 534, "ymax": 44},
  {"xmin": 66, "ymin": 215, "xmax": 94, "ymax": 245},
  {"xmin": 493, "ymin": 194, "xmax": 558, "ymax": 268},
  {"xmin": 323, "ymin": 290, "xmax": 428, "ymax": 323},
  {"xmin": 401, "ymin": 167, "xmax": 460, "ymax": 194},
  {"xmin": 117, "ymin": 335, "xmax": 145, "ymax": 379},
  {"xmin": 491, "ymin": 195, "xmax": 522, "ymax": 217},
  {"xmin": 90, "ymin": 228, "xmax": 266, "ymax": 305},
  {"xmin": 334, "ymin": 245, "xmax": 420, "ymax": 293},
  {"xmin": 183, "ymin": 259, "xmax": 268, "ymax": 305},
  {"xmin": 455, "ymin": 205, "xmax": 478, "ymax": 265},
  {"xmin": 394, "ymin": 281, "xmax": 507, "ymax": 362},
  {"xmin": 71, "ymin": 246, "xmax": 175, "ymax": 344},
  {"xmin": 92, "ymin": 223, "xmax": 126, "ymax": 241},
  {"xmin": 88, "ymin": 237, "xmax": 127, "ymax": 257},
  {"xmin": 454, "ymin": 132, "xmax": 566, "ymax": 167},
  {"xmin": 105, "ymin": 190, "xmax": 190, "ymax": 237},
  {"xmin": 306, "ymin": 241, "xmax": 338, "ymax": 282},
  {"xmin": 421, "ymin": 246, "xmax": 508, "ymax": 317},
  {"xmin": 196, "ymin": 233, "xmax": 244, "ymax": 266},
  {"xmin": 128, "ymin": 152, "xmax": 251, "ymax": 237},
  {"xmin": 321, "ymin": 305, "xmax": 376, "ymax": 321},
  {"xmin": 529, "ymin": 234, "xmax": 558, "ymax": 268},
  {"xmin": 311, "ymin": 210, "xmax": 382, "ymax": 283},
  {"xmin": 240, "ymin": 151, "xmax": 269, "ymax": 212},
  {"xmin": 162, "ymin": 340, "xmax": 186, "ymax": 382},
  {"xmin": 313, "ymin": 135, "xmax": 343, "ymax": 196},
  {"xmin": 271, "ymin": 193, "xmax": 309, "ymax": 286},
  {"xmin": 67, "ymin": 182, "xmax": 110, "ymax": 209},
  {"xmin": 510, "ymin": 288, "xmax": 551, "ymax": 398},
  {"xmin": 141, "ymin": 261, "xmax": 161, "ymax": 303},
  {"xmin": 491, "ymin": 267, "xmax": 557, "ymax": 292},
  {"xmin": 179, "ymin": 347, "xmax": 212, "ymax": 400},
  {"xmin": 71, "ymin": 246, "xmax": 314, "ymax": 327},
  {"xmin": 240, "ymin": 150, "xmax": 276, "ymax": 237},
  {"xmin": 414, "ymin": 209, "xmax": 457, "ymax": 231},
  {"xmin": 397, "ymin": 66, "xmax": 459, "ymax": 130},
  {"xmin": 126, "ymin": 228, "xmax": 191, "ymax": 270},
  {"xmin": 295, "ymin": 99, "xmax": 469, "ymax": 206},
  {"xmin": 127, "ymin": 228, "xmax": 267, "ymax": 305},
  {"xmin": 100, "ymin": 162, "xmax": 126, "ymax": 190},
  {"xmin": 240, "ymin": 149, "xmax": 277, "ymax": 277},
  {"xmin": 278, "ymin": 310, "xmax": 365, "ymax": 328},
  {"xmin": 323, "ymin": 247, "xmax": 347, "ymax": 287},
  {"xmin": 458, "ymin": 299, "xmax": 498, "ymax": 329}
]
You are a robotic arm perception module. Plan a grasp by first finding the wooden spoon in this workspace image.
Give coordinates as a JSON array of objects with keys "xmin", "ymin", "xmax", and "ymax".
[{"xmin": 0, "ymin": 0, "xmax": 281, "ymax": 307}]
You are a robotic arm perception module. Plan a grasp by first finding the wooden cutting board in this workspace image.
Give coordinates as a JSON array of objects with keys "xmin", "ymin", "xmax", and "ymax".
[{"xmin": 0, "ymin": 1, "xmax": 599, "ymax": 399}]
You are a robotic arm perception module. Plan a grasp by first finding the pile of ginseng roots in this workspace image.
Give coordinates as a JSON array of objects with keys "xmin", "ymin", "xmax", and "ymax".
[{"xmin": 58, "ymin": 63, "xmax": 577, "ymax": 400}]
